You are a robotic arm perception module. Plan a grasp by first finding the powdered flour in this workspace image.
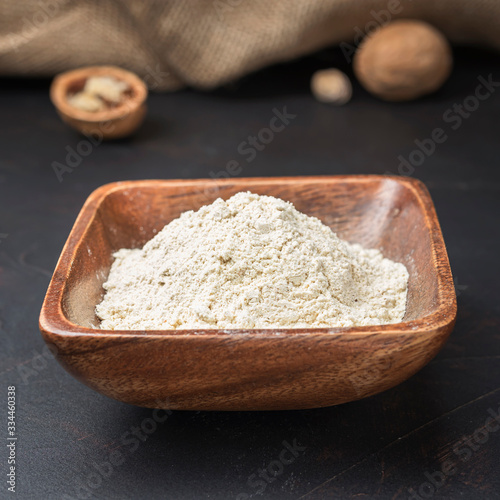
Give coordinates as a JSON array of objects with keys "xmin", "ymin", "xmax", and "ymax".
[{"xmin": 96, "ymin": 192, "xmax": 408, "ymax": 329}]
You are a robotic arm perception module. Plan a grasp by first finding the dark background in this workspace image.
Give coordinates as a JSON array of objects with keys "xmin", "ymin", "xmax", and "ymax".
[{"xmin": 0, "ymin": 46, "xmax": 499, "ymax": 499}]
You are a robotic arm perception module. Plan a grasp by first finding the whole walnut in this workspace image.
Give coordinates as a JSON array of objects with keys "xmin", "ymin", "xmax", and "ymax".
[{"xmin": 353, "ymin": 20, "xmax": 452, "ymax": 101}]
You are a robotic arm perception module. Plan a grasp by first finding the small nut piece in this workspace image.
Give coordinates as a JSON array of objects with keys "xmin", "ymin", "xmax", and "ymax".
[
  {"xmin": 311, "ymin": 69, "xmax": 352, "ymax": 105},
  {"xmin": 50, "ymin": 66, "xmax": 148, "ymax": 140},
  {"xmin": 83, "ymin": 76, "xmax": 130, "ymax": 104},
  {"xmin": 67, "ymin": 76, "xmax": 131, "ymax": 113},
  {"xmin": 353, "ymin": 20, "xmax": 452, "ymax": 101},
  {"xmin": 67, "ymin": 92, "xmax": 103, "ymax": 113}
]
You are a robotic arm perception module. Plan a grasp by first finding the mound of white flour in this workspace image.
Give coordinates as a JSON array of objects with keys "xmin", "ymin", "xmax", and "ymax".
[{"xmin": 96, "ymin": 192, "xmax": 408, "ymax": 330}]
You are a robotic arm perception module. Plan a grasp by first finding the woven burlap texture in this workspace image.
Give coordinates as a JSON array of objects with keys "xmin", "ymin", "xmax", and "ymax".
[{"xmin": 1, "ymin": 0, "xmax": 499, "ymax": 91}]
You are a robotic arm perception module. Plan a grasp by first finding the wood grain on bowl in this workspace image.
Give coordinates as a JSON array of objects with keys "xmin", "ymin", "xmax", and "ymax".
[{"xmin": 39, "ymin": 176, "xmax": 457, "ymax": 411}]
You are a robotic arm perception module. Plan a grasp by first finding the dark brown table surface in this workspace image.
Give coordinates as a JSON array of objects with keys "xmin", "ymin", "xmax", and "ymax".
[{"xmin": 0, "ymin": 47, "xmax": 499, "ymax": 500}]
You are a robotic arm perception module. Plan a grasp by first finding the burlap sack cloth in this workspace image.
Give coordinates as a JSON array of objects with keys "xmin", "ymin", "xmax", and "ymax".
[{"xmin": 1, "ymin": 0, "xmax": 499, "ymax": 91}]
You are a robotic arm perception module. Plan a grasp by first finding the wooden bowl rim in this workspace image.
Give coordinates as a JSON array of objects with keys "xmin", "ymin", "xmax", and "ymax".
[
  {"xmin": 49, "ymin": 65, "xmax": 148, "ymax": 122},
  {"xmin": 39, "ymin": 175, "xmax": 457, "ymax": 340}
]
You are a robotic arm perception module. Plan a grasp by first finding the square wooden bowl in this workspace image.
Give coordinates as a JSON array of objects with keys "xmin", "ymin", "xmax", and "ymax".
[{"xmin": 39, "ymin": 176, "xmax": 456, "ymax": 411}]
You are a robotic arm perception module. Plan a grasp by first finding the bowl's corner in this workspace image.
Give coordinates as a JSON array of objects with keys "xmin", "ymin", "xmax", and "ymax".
[
  {"xmin": 398, "ymin": 175, "xmax": 432, "ymax": 198},
  {"xmin": 38, "ymin": 299, "xmax": 62, "ymax": 343},
  {"xmin": 86, "ymin": 180, "xmax": 130, "ymax": 201}
]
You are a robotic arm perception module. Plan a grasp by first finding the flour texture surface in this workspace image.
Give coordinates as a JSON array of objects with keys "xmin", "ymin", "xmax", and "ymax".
[{"xmin": 96, "ymin": 192, "xmax": 408, "ymax": 330}]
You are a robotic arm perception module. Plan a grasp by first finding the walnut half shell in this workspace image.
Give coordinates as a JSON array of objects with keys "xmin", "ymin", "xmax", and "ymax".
[{"xmin": 50, "ymin": 66, "xmax": 148, "ymax": 139}]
